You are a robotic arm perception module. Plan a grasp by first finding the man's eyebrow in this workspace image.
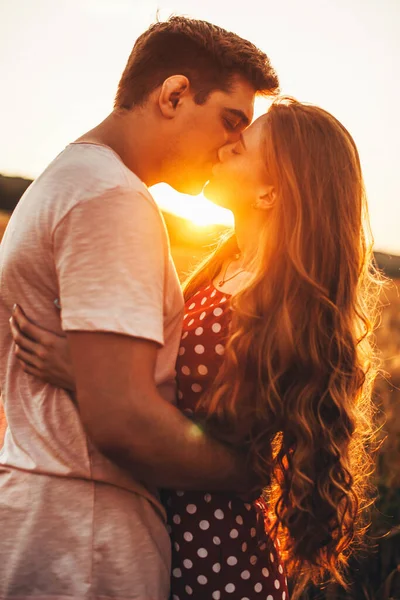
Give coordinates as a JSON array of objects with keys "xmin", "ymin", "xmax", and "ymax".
[{"xmin": 225, "ymin": 108, "xmax": 251, "ymax": 127}]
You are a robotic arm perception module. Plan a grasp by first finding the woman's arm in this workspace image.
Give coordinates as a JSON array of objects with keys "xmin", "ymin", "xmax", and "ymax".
[{"xmin": 10, "ymin": 305, "xmax": 75, "ymax": 391}]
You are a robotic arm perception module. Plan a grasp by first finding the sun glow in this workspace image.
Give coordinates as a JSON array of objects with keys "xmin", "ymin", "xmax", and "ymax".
[{"xmin": 150, "ymin": 183, "xmax": 234, "ymax": 227}]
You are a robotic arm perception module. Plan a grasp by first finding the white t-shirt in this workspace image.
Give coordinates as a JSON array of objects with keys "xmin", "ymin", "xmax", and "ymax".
[{"xmin": 0, "ymin": 143, "xmax": 184, "ymax": 599}]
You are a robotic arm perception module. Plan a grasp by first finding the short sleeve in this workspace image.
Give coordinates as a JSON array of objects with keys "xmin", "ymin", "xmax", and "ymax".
[{"xmin": 53, "ymin": 188, "xmax": 166, "ymax": 346}]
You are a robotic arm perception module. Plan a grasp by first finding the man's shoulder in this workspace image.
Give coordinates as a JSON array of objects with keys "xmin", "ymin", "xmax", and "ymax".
[
  {"xmin": 20, "ymin": 143, "xmax": 160, "ymax": 226},
  {"xmin": 48, "ymin": 143, "xmax": 146, "ymax": 197}
]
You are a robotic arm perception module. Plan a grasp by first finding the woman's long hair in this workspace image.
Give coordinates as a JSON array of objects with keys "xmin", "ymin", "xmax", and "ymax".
[{"xmin": 184, "ymin": 98, "xmax": 383, "ymax": 594}]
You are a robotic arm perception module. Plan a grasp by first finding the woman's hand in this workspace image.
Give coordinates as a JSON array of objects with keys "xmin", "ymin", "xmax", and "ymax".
[{"xmin": 10, "ymin": 305, "xmax": 75, "ymax": 392}]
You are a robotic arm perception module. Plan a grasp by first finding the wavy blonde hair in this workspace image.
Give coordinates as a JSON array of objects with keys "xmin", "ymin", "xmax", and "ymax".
[{"xmin": 184, "ymin": 98, "xmax": 383, "ymax": 595}]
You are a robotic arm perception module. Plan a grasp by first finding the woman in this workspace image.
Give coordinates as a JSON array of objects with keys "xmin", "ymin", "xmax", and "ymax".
[{"xmin": 9, "ymin": 97, "xmax": 381, "ymax": 598}]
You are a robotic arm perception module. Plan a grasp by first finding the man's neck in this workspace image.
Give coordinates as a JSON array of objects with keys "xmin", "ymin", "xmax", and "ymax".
[{"xmin": 75, "ymin": 108, "xmax": 163, "ymax": 187}]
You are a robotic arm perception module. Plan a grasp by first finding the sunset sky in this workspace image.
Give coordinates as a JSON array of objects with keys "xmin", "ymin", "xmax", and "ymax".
[{"xmin": 0, "ymin": 0, "xmax": 399, "ymax": 252}]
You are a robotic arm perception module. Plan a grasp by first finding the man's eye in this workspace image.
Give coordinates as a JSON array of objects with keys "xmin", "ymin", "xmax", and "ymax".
[{"xmin": 223, "ymin": 118, "xmax": 240, "ymax": 131}]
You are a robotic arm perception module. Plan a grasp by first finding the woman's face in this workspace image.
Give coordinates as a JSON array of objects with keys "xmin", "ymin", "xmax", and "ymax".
[{"xmin": 203, "ymin": 115, "xmax": 270, "ymax": 214}]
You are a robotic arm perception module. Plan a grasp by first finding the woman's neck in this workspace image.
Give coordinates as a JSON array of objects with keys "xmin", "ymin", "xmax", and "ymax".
[{"xmin": 233, "ymin": 211, "xmax": 260, "ymax": 265}]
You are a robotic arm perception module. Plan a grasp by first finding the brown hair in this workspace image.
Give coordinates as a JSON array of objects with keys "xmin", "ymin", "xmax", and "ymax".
[
  {"xmin": 184, "ymin": 98, "xmax": 383, "ymax": 595},
  {"xmin": 115, "ymin": 16, "xmax": 279, "ymax": 109}
]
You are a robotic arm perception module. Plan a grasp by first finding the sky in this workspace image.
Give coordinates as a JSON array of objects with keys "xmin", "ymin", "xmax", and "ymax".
[{"xmin": 0, "ymin": 0, "xmax": 399, "ymax": 252}]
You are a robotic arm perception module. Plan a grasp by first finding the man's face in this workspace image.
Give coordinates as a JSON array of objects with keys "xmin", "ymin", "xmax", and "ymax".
[{"xmin": 162, "ymin": 76, "xmax": 255, "ymax": 195}]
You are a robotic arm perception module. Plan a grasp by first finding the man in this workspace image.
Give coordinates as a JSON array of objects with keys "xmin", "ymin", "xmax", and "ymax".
[{"xmin": 0, "ymin": 16, "xmax": 279, "ymax": 599}]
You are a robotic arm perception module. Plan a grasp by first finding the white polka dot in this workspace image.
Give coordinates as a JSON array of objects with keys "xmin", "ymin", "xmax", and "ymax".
[
  {"xmin": 182, "ymin": 331, "xmax": 188, "ymax": 339},
  {"xmin": 227, "ymin": 556, "xmax": 237, "ymax": 566},
  {"xmin": 277, "ymin": 538, "xmax": 281, "ymax": 547},
  {"xmin": 214, "ymin": 307, "xmax": 223, "ymax": 316},
  {"xmin": 215, "ymin": 344, "xmax": 225, "ymax": 355},
  {"xmin": 198, "ymin": 364, "xmax": 208, "ymax": 375},
  {"xmin": 198, "ymin": 548, "xmax": 208, "ymax": 558},
  {"xmin": 221, "ymin": 296, "xmax": 227, "ymax": 302},
  {"xmin": 241, "ymin": 570, "xmax": 251, "ymax": 580},
  {"xmin": 250, "ymin": 527, "xmax": 256, "ymax": 537},
  {"xmin": 183, "ymin": 531, "xmax": 193, "ymax": 542},
  {"xmin": 166, "ymin": 525, "xmax": 172, "ymax": 534},
  {"xmin": 178, "ymin": 390, "xmax": 183, "ymax": 400},
  {"xmin": 201, "ymin": 297, "xmax": 207, "ymax": 305},
  {"xmin": 195, "ymin": 327, "xmax": 203, "ymax": 336},
  {"xmin": 274, "ymin": 579, "xmax": 280, "ymax": 589},
  {"xmin": 173, "ymin": 515, "xmax": 181, "ymax": 525},
  {"xmin": 178, "ymin": 346, "xmax": 185, "ymax": 356},
  {"xmin": 267, "ymin": 596, "xmax": 274, "ymax": 600},
  {"xmin": 270, "ymin": 552, "xmax": 275, "ymax": 562},
  {"xmin": 176, "ymin": 490, "xmax": 184, "ymax": 496},
  {"xmin": 250, "ymin": 555, "xmax": 258, "ymax": 565},
  {"xmin": 204, "ymin": 493, "xmax": 212, "ymax": 502},
  {"xmin": 198, "ymin": 575, "xmax": 208, "ymax": 585},
  {"xmin": 236, "ymin": 515, "xmax": 244, "ymax": 525},
  {"xmin": 214, "ymin": 509, "xmax": 224, "ymax": 520},
  {"xmin": 212, "ymin": 592, "xmax": 220, "ymax": 600},
  {"xmin": 194, "ymin": 344, "xmax": 205, "ymax": 354},
  {"xmin": 244, "ymin": 503, "xmax": 252, "ymax": 511},
  {"xmin": 172, "ymin": 568, "xmax": 182, "ymax": 578},
  {"xmin": 262, "ymin": 567, "xmax": 269, "ymax": 577},
  {"xmin": 205, "ymin": 285, "xmax": 210, "ymax": 290},
  {"xmin": 242, "ymin": 542, "xmax": 248, "ymax": 552},
  {"xmin": 188, "ymin": 319, "xmax": 194, "ymax": 326},
  {"xmin": 199, "ymin": 311, "xmax": 206, "ymax": 320},
  {"xmin": 225, "ymin": 583, "xmax": 235, "ymax": 593},
  {"xmin": 259, "ymin": 543, "xmax": 267, "ymax": 551},
  {"xmin": 211, "ymin": 290, "xmax": 217, "ymax": 297},
  {"xmin": 242, "ymin": 598, "xmax": 250, "ymax": 600},
  {"xmin": 181, "ymin": 366, "xmax": 190, "ymax": 376},
  {"xmin": 172, "ymin": 595, "xmax": 179, "ymax": 600},
  {"xmin": 199, "ymin": 520, "xmax": 210, "ymax": 530},
  {"xmin": 188, "ymin": 303, "xmax": 196, "ymax": 310},
  {"xmin": 282, "ymin": 592, "xmax": 286, "ymax": 600},
  {"xmin": 174, "ymin": 542, "xmax": 180, "ymax": 551},
  {"xmin": 212, "ymin": 322, "xmax": 222, "ymax": 333},
  {"xmin": 213, "ymin": 536, "xmax": 221, "ymax": 545},
  {"xmin": 230, "ymin": 528, "xmax": 239, "ymax": 538},
  {"xmin": 278, "ymin": 564, "xmax": 283, "ymax": 574},
  {"xmin": 185, "ymin": 585, "xmax": 193, "ymax": 595},
  {"xmin": 191, "ymin": 383, "xmax": 202, "ymax": 393},
  {"xmin": 212, "ymin": 563, "xmax": 221, "ymax": 573},
  {"xmin": 186, "ymin": 504, "xmax": 197, "ymax": 514},
  {"xmin": 183, "ymin": 559, "xmax": 193, "ymax": 569},
  {"xmin": 255, "ymin": 583, "xmax": 263, "ymax": 593}
]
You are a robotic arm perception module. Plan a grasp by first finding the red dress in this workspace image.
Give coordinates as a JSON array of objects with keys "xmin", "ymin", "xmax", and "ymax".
[{"xmin": 162, "ymin": 282, "xmax": 289, "ymax": 600}]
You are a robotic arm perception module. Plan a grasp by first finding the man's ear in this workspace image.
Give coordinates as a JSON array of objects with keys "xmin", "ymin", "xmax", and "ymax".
[{"xmin": 158, "ymin": 75, "xmax": 191, "ymax": 119}]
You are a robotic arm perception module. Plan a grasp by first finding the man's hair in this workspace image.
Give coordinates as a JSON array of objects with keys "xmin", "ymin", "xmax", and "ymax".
[{"xmin": 114, "ymin": 16, "xmax": 279, "ymax": 109}]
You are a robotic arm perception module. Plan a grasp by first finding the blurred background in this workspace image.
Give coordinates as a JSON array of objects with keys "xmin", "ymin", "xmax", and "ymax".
[{"xmin": 0, "ymin": 0, "xmax": 399, "ymax": 597}]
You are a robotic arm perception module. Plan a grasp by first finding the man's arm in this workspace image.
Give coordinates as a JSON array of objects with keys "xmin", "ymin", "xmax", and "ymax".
[{"xmin": 68, "ymin": 330, "xmax": 250, "ymax": 492}]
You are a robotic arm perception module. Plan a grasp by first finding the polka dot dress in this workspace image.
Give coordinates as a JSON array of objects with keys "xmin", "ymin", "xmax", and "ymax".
[{"xmin": 162, "ymin": 282, "xmax": 289, "ymax": 599}]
